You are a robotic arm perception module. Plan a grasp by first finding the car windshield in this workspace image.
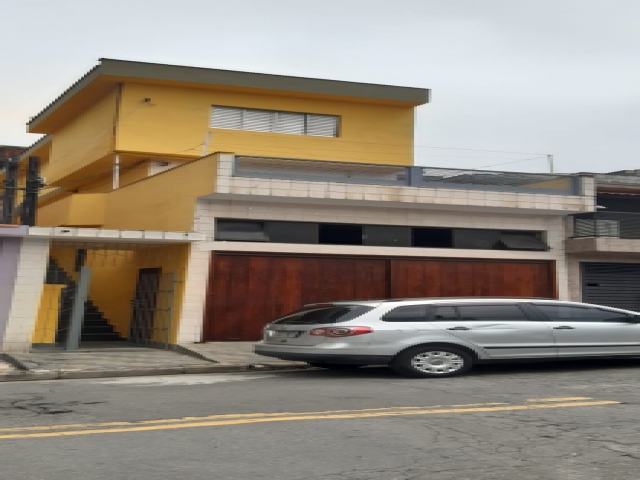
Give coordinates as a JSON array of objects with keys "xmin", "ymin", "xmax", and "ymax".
[{"xmin": 271, "ymin": 305, "xmax": 369, "ymax": 325}]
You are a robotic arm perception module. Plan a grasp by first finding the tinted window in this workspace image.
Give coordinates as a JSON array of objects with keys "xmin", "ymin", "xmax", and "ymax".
[
  {"xmin": 265, "ymin": 221, "xmax": 319, "ymax": 244},
  {"xmin": 363, "ymin": 225, "xmax": 411, "ymax": 247},
  {"xmin": 433, "ymin": 306, "xmax": 458, "ymax": 321},
  {"xmin": 272, "ymin": 306, "xmax": 370, "ymax": 325},
  {"xmin": 457, "ymin": 305, "xmax": 529, "ymax": 321},
  {"xmin": 382, "ymin": 305, "xmax": 428, "ymax": 322},
  {"xmin": 534, "ymin": 304, "xmax": 634, "ymax": 322}
]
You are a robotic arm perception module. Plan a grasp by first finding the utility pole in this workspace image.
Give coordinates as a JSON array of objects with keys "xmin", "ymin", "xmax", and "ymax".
[
  {"xmin": 1, "ymin": 156, "xmax": 19, "ymax": 224},
  {"xmin": 21, "ymin": 156, "xmax": 43, "ymax": 226},
  {"xmin": 547, "ymin": 154, "xmax": 554, "ymax": 174}
]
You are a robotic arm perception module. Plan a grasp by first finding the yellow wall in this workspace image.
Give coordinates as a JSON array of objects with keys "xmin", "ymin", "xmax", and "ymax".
[
  {"xmin": 32, "ymin": 285, "xmax": 65, "ymax": 344},
  {"xmin": 37, "ymin": 193, "xmax": 106, "ymax": 227},
  {"xmin": 103, "ymin": 155, "xmax": 217, "ymax": 231},
  {"xmin": 84, "ymin": 250, "xmax": 136, "ymax": 337},
  {"xmin": 116, "ymin": 83, "xmax": 414, "ymax": 165},
  {"xmin": 524, "ymin": 177, "xmax": 573, "ymax": 191},
  {"xmin": 47, "ymin": 87, "xmax": 118, "ymax": 184},
  {"xmin": 47, "ymin": 244, "xmax": 189, "ymax": 344}
]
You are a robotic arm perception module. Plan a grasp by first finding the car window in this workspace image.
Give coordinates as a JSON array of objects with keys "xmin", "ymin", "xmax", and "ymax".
[
  {"xmin": 456, "ymin": 305, "xmax": 529, "ymax": 321},
  {"xmin": 272, "ymin": 306, "xmax": 371, "ymax": 325},
  {"xmin": 382, "ymin": 305, "xmax": 428, "ymax": 322},
  {"xmin": 533, "ymin": 304, "xmax": 635, "ymax": 322},
  {"xmin": 433, "ymin": 306, "xmax": 459, "ymax": 321}
]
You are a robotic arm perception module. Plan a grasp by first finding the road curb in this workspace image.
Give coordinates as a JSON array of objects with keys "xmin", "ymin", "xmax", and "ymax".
[{"xmin": 0, "ymin": 363, "xmax": 311, "ymax": 382}]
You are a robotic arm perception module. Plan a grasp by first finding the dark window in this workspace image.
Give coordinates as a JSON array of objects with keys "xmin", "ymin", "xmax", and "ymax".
[
  {"xmin": 454, "ymin": 229, "xmax": 500, "ymax": 249},
  {"xmin": 266, "ymin": 221, "xmax": 319, "ymax": 244},
  {"xmin": 216, "ymin": 220, "xmax": 268, "ymax": 242},
  {"xmin": 382, "ymin": 305, "xmax": 428, "ymax": 322},
  {"xmin": 413, "ymin": 227, "xmax": 453, "ymax": 248},
  {"xmin": 533, "ymin": 304, "xmax": 635, "ymax": 322},
  {"xmin": 457, "ymin": 305, "xmax": 529, "ymax": 321},
  {"xmin": 494, "ymin": 232, "xmax": 548, "ymax": 251},
  {"xmin": 214, "ymin": 218, "xmax": 545, "ymax": 251},
  {"xmin": 432, "ymin": 306, "xmax": 458, "ymax": 321},
  {"xmin": 319, "ymin": 224, "xmax": 363, "ymax": 245},
  {"xmin": 363, "ymin": 225, "xmax": 411, "ymax": 247},
  {"xmin": 272, "ymin": 305, "xmax": 371, "ymax": 325}
]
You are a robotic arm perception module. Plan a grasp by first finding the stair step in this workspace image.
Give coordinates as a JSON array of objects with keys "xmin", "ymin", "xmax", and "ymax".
[
  {"xmin": 81, "ymin": 333, "xmax": 123, "ymax": 342},
  {"xmin": 82, "ymin": 324, "xmax": 116, "ymax": 333}
]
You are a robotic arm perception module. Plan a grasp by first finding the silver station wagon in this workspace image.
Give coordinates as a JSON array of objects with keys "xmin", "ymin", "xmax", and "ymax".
[{"xmin": 254, "ymin": 298, "xmax": 640, "ymax": 377}]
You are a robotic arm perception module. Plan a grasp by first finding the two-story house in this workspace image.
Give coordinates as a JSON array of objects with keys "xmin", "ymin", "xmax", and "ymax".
[{"xmin": 6, "ymin": 59, "xmax": 595, "ymax": 350}]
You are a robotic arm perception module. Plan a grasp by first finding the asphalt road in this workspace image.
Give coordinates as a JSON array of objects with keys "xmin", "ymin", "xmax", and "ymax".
[{"xmin": 2, "ymin": 359, "xmax": 640, "ymax": 480}]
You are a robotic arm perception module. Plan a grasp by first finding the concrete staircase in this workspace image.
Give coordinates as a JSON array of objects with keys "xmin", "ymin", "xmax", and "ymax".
[{"xmin": 46, "ymin": 258, "xmax": 122, "ymax": 342}]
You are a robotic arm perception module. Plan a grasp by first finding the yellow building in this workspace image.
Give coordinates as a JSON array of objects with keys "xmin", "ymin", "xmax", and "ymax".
[
  {"xmin": 17, "ymin": 59, "xmax": 432, "ymax": 346},
  {"xmin": 12, "ymin": 59, "xmax": 592, "ymax": 351},
  {"xmin": 26, "ymin": 59, "xmax": 428, "ymax": 230}
]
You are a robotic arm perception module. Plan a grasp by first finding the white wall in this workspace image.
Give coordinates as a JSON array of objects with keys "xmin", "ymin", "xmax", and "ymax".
[{"xmin": 2, "ymin": 237, "xmax": 50, "ymax": 353}]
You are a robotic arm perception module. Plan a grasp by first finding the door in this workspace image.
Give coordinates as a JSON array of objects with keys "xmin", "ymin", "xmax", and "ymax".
[
  {"xmin": 583, "ymin": 263, "xmax": 640, "ymax": 311},
  {"xmin": 429, "ymin": 304, "xmax": 557, "ymax": 358},
  {"xmin": 204, "ymin": 255, "xmax": 387, "ymax": 341},
  {"xmin": 130, "ymin": 268, "xmax": 161, "ymax": 341},
  {"xmin": 532, "ymin": 303, "xmax": 640, "ymax": 357},
  {"xmin": 390, "ymin": 259, "xmax": 554, "ymax": 298}
]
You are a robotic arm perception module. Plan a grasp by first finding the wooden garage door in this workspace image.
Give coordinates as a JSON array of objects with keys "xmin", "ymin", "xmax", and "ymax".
[
  {"xmin": 204, "ymin": 254, "xmax": 555, "ymax": 341},
  {"xmin": 204, "ymin": 255, "xmax": 387, "ymax": 341},
  {"xmin": 391, "ymin": 259, "xmax": 554, "ymax": 299}
]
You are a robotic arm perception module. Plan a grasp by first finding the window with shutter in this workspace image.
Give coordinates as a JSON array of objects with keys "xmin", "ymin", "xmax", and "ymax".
[{"xmin": 209, "ymin": 106, "xmax": 338, "ymax": 137}]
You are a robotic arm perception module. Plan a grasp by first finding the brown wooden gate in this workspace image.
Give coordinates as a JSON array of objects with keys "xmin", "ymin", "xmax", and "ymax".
[
  {"xmin": 204, "ymin": 255, "xmax": 388, "ymax": 341},
  {"xmin": 204, "ymin": 254, "xmax": 555, "ymax": 341},
  {"xmin": 390, "ymin": 259, "xmax": 554, "ymax": 299}
]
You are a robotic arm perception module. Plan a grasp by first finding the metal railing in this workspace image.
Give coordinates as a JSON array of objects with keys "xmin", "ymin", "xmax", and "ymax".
[
  {"xmin": 572, "ymin": 212, "xmax": 640, "ymax": 239},
  {"xmin": 233, "ymin": 156, "xmax": 581, "ymax": 195}
]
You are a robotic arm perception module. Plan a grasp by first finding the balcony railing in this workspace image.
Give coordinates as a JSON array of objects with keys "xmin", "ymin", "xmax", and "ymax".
[
  {"xmin": 572, "ymin": 212, "xmax": 640, "ymax": 239},
  {"xmin": 233, "ymin": 156, "xmax": 582, "ymax": 195}
]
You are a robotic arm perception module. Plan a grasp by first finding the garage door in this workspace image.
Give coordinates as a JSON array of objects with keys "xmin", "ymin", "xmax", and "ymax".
[
  {"xmin": 583, "ymin": 262, "xmax": 640, "ymax": 311},
  {"xmin": 391, "ymin": 259, "xmax": 554, "ymax": 298},
  {"xmin": 204, "ymin": 254, "xmax": 555, "ymax": 341},
  {"xmin": 204, "ymin": 255, "xmax": 387, "ymax": 341}
]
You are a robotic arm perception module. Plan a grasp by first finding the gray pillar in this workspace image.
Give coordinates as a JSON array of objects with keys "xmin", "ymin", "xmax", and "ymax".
[
  {"xmin": 0, "ymin": 237, "xmax": 22, "ymax": 348},
  {"xmin": 65, "ymin": 266, "xmax": 92, "ymax": 351}
]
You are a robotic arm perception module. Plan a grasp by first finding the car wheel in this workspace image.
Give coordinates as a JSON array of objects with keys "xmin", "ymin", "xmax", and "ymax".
[
  {"xmin": 391, "ymin": 345, "xmax": 473, "ymax": 378},
  {"xmin": 308, "ymin": 362, "xmax": 364, "ymax": 370}
]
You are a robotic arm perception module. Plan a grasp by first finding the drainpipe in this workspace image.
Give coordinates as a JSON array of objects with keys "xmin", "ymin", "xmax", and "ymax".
[{"xmin": 112, "ymin": 154, "xmax": 120, "ymax": 190}]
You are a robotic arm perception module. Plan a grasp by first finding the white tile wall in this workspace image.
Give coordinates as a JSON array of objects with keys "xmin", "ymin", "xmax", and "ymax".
[
  {"xmin": 176, "ymin": 247, "xmax": 210, "ymax": 344},
  {"xmin": 2, "ymin": 238, "xmax": 50, "ymax": 353},
  {"xmin": 214, "ymin": 155, "xmax": 594, "ymax": 215}
]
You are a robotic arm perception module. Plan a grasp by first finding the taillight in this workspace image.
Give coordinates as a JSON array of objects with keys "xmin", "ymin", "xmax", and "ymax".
[{"xmin": 309, "ymin": 326, "xmax": 373, "ymax": 337}]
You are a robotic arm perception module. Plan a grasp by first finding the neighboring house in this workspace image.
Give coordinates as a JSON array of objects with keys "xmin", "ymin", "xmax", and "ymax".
[
  {"xmin": 0, "ymin": 145, "xmax": 26, "ymax": 162},
  {"xmin": 3, "ymin": 58, "xmax": 596, "ymax": 350},
  {"xmin": 567, "ymin": 170, "xmax": 640, "ymax": 310}
]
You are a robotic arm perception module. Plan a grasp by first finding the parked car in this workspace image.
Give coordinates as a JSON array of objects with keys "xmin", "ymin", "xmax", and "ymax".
[{"xmin": 254, "ymin": 298, "xmax": 640, "ymax": 377}]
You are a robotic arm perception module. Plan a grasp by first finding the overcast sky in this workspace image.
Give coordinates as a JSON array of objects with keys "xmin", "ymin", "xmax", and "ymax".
[{"xmin": 2, "ymin": 0, "xmax": 638, "ymax": 173}]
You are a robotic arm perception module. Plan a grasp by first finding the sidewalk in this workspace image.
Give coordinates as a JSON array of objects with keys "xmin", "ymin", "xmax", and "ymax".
[{"xmin": 1, "ymin": 342, "xmax": 308, "ymax": 382}]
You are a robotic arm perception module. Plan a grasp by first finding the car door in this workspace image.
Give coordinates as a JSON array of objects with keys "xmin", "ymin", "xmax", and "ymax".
[
  {"xmin": 428, "ymin": 303, "xmax": 557, "ymax": 359},
  {"xmin": 531, "ymin": 303, "xmax": 640, "ymax": 357}
]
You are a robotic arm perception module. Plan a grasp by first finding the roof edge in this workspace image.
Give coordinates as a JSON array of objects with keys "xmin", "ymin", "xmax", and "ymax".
[{"xmin": 28, "ymin": 59, "xmax": 430, "ymax": 130}]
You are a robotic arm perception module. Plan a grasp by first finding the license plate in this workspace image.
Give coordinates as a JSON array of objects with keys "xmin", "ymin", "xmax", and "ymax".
[{"xmin": 273, "ymin": 331, "xmax": 301, "ymax": 338}]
